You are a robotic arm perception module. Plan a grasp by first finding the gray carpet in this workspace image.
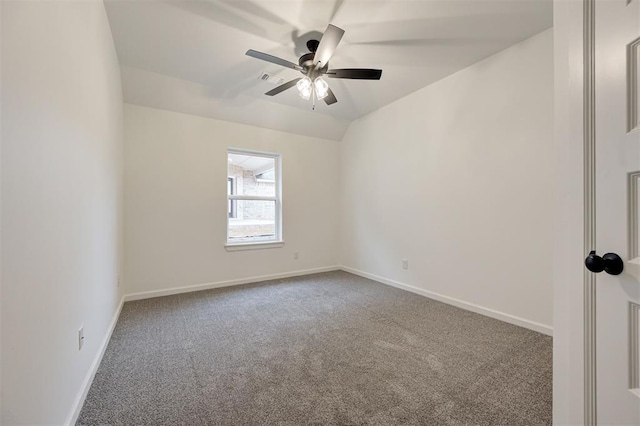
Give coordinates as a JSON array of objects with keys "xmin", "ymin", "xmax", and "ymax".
[{"xmin": 77, "ymin": 271, "xmax": 552, "ymax": 425}]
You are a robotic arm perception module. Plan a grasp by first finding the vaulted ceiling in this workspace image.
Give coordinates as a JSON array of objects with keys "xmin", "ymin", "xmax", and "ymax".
[{"xmin": 104, "ymin": 0, "xmax": 552, "ymax": 141}]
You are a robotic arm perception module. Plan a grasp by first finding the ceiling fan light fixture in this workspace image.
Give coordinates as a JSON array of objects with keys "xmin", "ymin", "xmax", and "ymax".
[
  {"xmin": 297, "ymin": 77, "xmax": 312, "ymax": 100},
  {"xmin": 246, "ymin": 24, "xmax": 382, "ymax": 107},
  {"xmin": 314, "ymin": 77, "xmax": 329, "ymax": 100}
]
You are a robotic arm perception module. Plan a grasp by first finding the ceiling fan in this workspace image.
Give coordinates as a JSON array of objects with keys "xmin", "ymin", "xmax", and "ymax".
[{"xmin": 245, "ymin": 24, "xmax": 382, "ymax": 107}]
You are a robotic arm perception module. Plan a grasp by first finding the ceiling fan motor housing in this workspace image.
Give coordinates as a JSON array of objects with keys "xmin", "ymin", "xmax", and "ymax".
[
  {"xmin": 298, "ymin": 46, "xmax": 328, "ymax": 77},
  {"xmin": 298, "ymin": 52, "xmax": 315, "ymax": 69}
]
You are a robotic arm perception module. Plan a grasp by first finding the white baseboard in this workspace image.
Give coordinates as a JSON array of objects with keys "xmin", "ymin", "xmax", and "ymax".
[
  {"xmin": 123, "ymin": 266, "xmax": 342, "ymax": 302},
  {"xmin": 340, "ymin": 266, "xmax": 553, "ymax": 336},
  {"xmin": 65, "ymin": 295, "xmax": 125, "ymax": 426}
]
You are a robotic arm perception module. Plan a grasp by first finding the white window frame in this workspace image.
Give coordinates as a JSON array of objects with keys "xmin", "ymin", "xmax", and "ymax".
[
  {"xmin": 227, "ymin": 177, "xmax": 237, "ymax": 218},
  {"xmin": 225, "ymin": 148, "xmax": 283, "ymax": 251}
]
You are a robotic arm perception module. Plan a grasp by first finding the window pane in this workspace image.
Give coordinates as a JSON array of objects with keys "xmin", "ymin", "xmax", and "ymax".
[
  {"xmin": 228, "ymin": 200, "xmax": 276, "ymax": 242},
  {"xmin": 228, "ymin": 153, "xmax": 275, "ymax": 197}
]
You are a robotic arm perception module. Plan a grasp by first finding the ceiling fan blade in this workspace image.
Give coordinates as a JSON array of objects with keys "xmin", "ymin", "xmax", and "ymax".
[
  {"xmin": 313, "ymin": 24, "xmax": 345, "ymax": 67},
  {"xmin": 246, "ymin": 49, "xmax": 302, "ymax": 71},
  {"xmin": 265, "ymin": 78, "xmax": 302, "ymax": 96},
  {"xmin": 324, "ymin": 88, "xmax": 338, "ymax": 105},
  {"xmin": 326, "ymin": 68, "xmax": 382, "ymax": 80}
]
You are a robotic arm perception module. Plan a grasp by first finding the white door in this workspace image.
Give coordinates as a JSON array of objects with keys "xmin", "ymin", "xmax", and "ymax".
[{"xmin": 590, "ymin": 0, "xmax": 640, "ymax": 423}]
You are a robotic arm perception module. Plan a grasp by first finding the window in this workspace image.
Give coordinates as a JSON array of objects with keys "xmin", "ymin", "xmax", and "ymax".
[{"xmin": 226, "ymin": 149, "xmax": 282, "ymax": 249}]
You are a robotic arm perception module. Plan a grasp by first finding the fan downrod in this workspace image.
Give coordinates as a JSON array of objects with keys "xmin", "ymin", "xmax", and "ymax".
[{"xmin": 306, "ymin": 39, "xmax": 320, "ymax": 53}]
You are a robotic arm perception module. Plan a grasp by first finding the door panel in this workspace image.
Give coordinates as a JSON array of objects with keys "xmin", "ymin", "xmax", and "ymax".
[
  {"xmin": 630, "ymin": 302, "xmax": 640, "ymax": 395},
  {"xmin": 595, "ymin": 0, "xmax": 640, "ymax": 423},
  {"xmin": 627, "ymin": 37, "xmax": 640, "ymax": 133}
]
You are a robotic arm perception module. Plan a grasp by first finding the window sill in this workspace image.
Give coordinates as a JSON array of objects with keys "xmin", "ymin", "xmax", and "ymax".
[{"xmin": 224, "ymin": 241, "xmax": 284, "ymax": 252}]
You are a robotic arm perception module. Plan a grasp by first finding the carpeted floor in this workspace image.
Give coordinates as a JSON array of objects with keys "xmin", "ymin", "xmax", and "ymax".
[{"xmin": 77, "ymin": 271, "xmax": 552, "ymax": 425}]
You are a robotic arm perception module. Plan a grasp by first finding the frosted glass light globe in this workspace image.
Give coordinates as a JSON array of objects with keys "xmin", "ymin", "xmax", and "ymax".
[
  {"xmin": 314, "ymin": 77, "xmax": 329, "ymax": 100},
  {"xmin": 297, "ymin": 77, "xmax": 312, "ymax": 100}
]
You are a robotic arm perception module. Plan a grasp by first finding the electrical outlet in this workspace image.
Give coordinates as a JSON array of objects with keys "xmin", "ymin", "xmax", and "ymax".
[
  {"xmin": 293, "ymin": 251, "xmax": 299, "ymax": 260},
  {"xmin": 402, "ymin": 259, "xmax": 409, "ymax": 270},
  {"xmin": 117, "ymin": 275, "xmax": 121, "ymax": 288},
  {"xmin": 78, "ymin": 326, "xmax": 85, "ymax": 351}
]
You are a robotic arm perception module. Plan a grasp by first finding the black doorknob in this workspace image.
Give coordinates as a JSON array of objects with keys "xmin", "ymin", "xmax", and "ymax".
[{"xmin": 584, "ymin": 250, "xmax": 624, "ymax": 275}]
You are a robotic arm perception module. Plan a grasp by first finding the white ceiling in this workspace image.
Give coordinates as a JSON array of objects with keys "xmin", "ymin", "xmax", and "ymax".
[{"xmin": 105, "ymin": 0, "xmax": 552, "ymax": 141}]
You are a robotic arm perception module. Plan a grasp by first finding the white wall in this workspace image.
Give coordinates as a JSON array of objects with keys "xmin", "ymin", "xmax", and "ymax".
[
  {"xmin": 339, "ymin": 29, "xmax": 554, "ymax": 332},
  {"xmin": 1, "ymin": 1, "xmax": 123, "ymax": 424},
  {"xmin": 123, "ymin": 104, "xmax": 340, "ymax": 295}
]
